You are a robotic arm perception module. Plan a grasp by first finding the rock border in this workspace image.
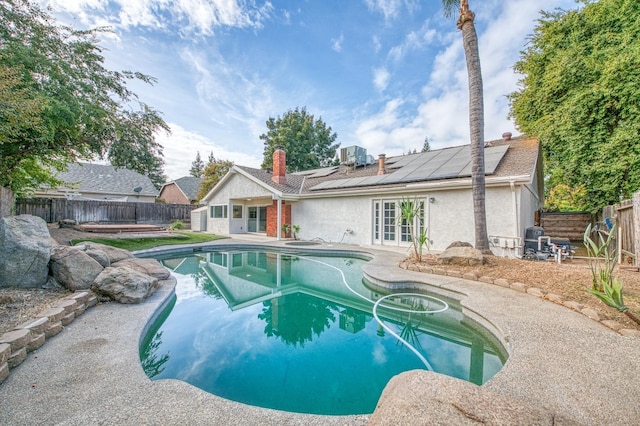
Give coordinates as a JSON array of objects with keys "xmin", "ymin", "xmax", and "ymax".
[
  {"xmin": 399, "ymin": 260, "xmax": 640, "ymax": 337},
  {"xmin": 0, "ymin": 291, "xmax": 98, "ymax": 385}
]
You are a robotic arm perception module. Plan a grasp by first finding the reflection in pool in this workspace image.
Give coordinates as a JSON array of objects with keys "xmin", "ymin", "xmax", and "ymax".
[{"xmin": 140, "ymin": 250, "xmax": 506, "ymax": 415}]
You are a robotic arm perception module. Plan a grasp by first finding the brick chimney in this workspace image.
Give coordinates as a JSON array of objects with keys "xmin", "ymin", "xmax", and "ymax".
[
  {"xmin": 272, "ymin": 148, "xmax": 287, "ymax": 185},
  {"xmin": 377, "ymin": 154, "xmax": 386, "ymax": 176}
]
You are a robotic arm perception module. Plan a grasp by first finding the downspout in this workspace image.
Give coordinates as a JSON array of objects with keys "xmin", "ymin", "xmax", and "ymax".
[{"xmin": 510, "ymin": 181, "xmax": 521, "ymax": 258}]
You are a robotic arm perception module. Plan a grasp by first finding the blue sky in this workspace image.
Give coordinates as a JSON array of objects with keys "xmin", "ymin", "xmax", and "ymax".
[{"xmin": 42, "ymin": 0, "xmax": 577, "ymax": 181}]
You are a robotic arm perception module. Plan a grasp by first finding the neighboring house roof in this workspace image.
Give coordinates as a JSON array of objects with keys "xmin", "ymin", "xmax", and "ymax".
[
  {"xmin": 160, "ymin": 176, "xmax": 203, "ymax": 202},
  {"xmin": 49, "ymin": 163, "xmax": 158, "ymax": 198},
  {"xmin": 203, "ymin": 137, "xmax": 540, "ymax": 202}
]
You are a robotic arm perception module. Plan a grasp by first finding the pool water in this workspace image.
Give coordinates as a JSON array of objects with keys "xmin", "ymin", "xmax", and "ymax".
[{"xmin": 140, "ymin": 250, "xmax": 506, "ymax": 415}]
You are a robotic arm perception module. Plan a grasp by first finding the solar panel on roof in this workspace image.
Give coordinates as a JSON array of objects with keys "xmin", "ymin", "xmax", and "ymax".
[
  {"xmin": 307, "ymin": 167, "xmax": 339, "ymax": 178},
  {"xmin": 308, "ymin": 144, "xmax": 510, "ymax": 191}
]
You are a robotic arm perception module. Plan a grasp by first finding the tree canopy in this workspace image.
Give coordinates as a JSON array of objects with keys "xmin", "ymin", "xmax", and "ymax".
[
  {"xmin": 190, "ymin": 151, "xmax": 204, "ymax": 178},
  {"xmin": 0, "ymin": 0, "xmax": 169, "ymax": 194},
  {"xmin": 508, "ymin": 0, "xmax": 640, "ymax": 213},
  {"xmin": 260, "ymin": 107, "xmax": 339, "ymax": 172},
  {"xmin": 196, "ymin": 156, "xmax": 233, "ymax": 201}
]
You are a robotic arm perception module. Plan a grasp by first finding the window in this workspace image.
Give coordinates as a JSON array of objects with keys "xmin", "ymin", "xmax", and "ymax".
[
  {"xmin": 210, "ymin": 205, "xmax": 227, "ymax": 218},
  {"xmin": 232, "ymin": 205, "xmax": 243, "ymax": 219},
  {"xmin": 383, "ymin": 202, "xmax": 395, "ymax": 241}
]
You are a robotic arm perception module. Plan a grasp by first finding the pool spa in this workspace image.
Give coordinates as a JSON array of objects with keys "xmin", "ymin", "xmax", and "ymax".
[{"xmin": 140, "ymin": 248, "xmax": 507, "ymax": 415}]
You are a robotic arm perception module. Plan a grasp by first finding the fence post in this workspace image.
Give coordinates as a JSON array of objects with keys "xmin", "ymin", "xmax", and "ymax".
[
  {"xmin": 0, "ymin": 186, "xmax": 14, "ymax": 218},
  {"xmin": 634, "ymin": 192, "xmax": 640, "ymax": 267}
]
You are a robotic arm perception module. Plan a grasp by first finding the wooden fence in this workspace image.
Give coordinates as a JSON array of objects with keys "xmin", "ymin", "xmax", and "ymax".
[
  {"xmin": 540, "ymin": 211, "xmax": 593, "ymax": 241},
  {"xmin": 602, "ymin": 195, "xmax": 639, "ymax": 266},
  {"xmin": 15, "ymin": 198, "xmax": 197, "ymax": 225}
]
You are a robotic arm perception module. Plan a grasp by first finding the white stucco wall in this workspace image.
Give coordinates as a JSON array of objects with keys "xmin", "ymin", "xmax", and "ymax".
[
  {"xmin": 293, "ymin": 186, "xmax": 532, "ymax": 257},
  {"xmin": 291, "ymin": 195, "xmax": 372, "ymax": 244},
  {"xmin": 205, "ymin": 172, "xmax": 274, "ymax": 234}
]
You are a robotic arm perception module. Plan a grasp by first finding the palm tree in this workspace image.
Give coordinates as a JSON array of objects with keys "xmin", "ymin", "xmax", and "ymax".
[{"xmin": 442, "ymin": 0, "xmax": 491, "ymax": 254}]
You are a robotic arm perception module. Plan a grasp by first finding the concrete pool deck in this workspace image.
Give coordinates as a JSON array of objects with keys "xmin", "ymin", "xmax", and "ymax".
[{"xmin": 1, "ymin": 238, "xmax": 639, "ymax": 425}]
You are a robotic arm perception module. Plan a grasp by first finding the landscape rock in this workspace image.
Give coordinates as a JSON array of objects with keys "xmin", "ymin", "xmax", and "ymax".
[
  {"xmin": 437, "ymin": 246, "xmax": 485, "ymax": 266},
  {"xmin": 91, "ymin": 266, "xmax": 159, "ymax": 304},
  {"xmin": 112, "ymin": 258, "xmax": 170, "ymax": 280},
  {"xmin": 0, "ymin": 215, "xmax": 52, "ymax": 288},
  {"xmin": 84, "ymin": 249, "xmax": 111, "ymax": 268},
  {"xmin": 369, "ymin": 370, "xmax": 580, "ymax": 425},
  {"xmin": 49, "ymin": 246, "xmax": 104, "ymax": 291},
  {"xmin": 81, "ymin": 242, "xmax": 133, "ymax": 263},
  {"xmin": 445, "ymin": 241, "xmax": 473, "ymax": 249}
]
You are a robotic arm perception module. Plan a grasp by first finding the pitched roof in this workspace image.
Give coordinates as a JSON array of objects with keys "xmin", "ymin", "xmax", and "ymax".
[
  {"xmin": 54, "ymin": 163, "xmax": 158, "ymax": 197},
  {"xmin": 231, "ymin": 136, "xmax": 539, "ymax": 197},
  {"xmin": 170, "ymin": 176, "xmax": 203, "ymax": 201}
]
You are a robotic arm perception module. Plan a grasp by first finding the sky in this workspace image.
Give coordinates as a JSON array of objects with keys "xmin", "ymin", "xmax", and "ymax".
[{"xmin": 41, "ymin": 0, "xmax": 578, "ymax": 181}]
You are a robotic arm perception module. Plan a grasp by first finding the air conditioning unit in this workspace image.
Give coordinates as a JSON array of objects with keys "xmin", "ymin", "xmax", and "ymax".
[{"xmin": 340, "ymin": 146, "xmax": 367, "ymax": 165}]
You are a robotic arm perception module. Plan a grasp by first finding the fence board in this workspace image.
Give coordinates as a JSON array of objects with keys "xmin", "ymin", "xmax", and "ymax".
[
  {"xmin": 540, "ymin": 212, "xmax": 592, "ymax": 240},
  {"xmin": 15, "ymin": 198, "xmax": 196, "ymax": 225}
]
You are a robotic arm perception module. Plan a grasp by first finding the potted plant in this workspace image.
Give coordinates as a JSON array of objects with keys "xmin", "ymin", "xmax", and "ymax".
[
  {"xmin": 292, "ymin": 225, "xmax": 300, "ymax": 240},
  {"xmin": 281, "ymin": 223, "xmax": 291, "ymax": 238}
]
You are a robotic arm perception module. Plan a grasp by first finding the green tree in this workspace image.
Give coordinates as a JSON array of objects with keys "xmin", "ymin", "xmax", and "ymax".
[
  {"xmin": 0, "ymin": 0, "xmax": 168, "ymax": 194},
  {"xmin": 508, "ymin": 0, "xmax": 640, "ymax": 213},
  {"xmin": 108, "ymin": 105, "xmax": 169, "ymax": 189},
  {"xmin": 442, "ymin": 0, "xmax": 490, "ymax": 253},
  {"xmin": 190, "ymin": 151, "xmax": 204, "ymax": 178},
  {"xmin": 260, "ymin": 107, "xmax": 339, "ymax": 172},
  {"xmin": 422, "ymin": 137, "xmax": 431, "ymax": 152},
  {"xmin": 196, "ymin": 156, "xmax": 233, "ymax": 201}
]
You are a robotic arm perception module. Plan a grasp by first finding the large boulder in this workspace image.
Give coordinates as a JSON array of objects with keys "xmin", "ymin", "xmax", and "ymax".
[
  {"xmin": 49, "ymin": 246, "xmax": 104, "ymax": 290},
  {"xmin": 437, "ymin": 246, "xmax": 485, "ymax": 266},
  {"xmin": 91, "ymin": 266, "xmax": 159, "ymax": 304},
  {"xmin": 112, "ymin": 258, "xmax": 170, "ymax": 280},
  {"xmin": 80, "ymin": 242, "xmax": 133, "ymax": 263},
  {"xmin": 0, "ymin": 215, "xmax": 52, "ymax": 288},
  {"xmin": 84, "ymin": 248, "xmax": 111, "ymax": 268}
]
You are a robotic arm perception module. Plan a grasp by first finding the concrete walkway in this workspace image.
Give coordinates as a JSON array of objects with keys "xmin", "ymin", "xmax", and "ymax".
[{"xmin": 1, "ymin": 238, "xmax": 639, "ymax": 425}]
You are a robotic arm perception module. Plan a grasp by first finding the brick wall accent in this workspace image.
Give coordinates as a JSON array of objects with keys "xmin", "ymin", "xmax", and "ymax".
[
  {"xmin": 272, "ymin": 149, "xmax": 287, "ymax": 185},
  {"xmin": 266, "ymin": 200, "xmax": 291, "ymax": 237}
]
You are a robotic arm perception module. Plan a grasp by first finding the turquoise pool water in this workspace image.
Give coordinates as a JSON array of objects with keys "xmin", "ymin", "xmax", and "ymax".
[{"xmin": 140, "ymin": 249, "xmax": 506, "ymax": 415}]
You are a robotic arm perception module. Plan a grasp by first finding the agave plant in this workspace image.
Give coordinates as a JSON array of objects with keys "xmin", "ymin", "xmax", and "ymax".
[
  {"xmin": 590, "ymin": 279, "xmax": 640, "ymax": 325},
  {"xmin": 583, "ymin": 223, "xmax": 616, "ymax": 292}
]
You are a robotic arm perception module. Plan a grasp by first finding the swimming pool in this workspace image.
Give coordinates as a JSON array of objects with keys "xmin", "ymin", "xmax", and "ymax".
[{"xmin": 140, "ymin": 249, "xmax": 507, "ymax": 415}]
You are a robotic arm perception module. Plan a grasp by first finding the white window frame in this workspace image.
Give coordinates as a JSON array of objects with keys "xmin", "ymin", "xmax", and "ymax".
[{"xmin": 210, "ymin": 205, "xmax": 228, "ymax": 218}]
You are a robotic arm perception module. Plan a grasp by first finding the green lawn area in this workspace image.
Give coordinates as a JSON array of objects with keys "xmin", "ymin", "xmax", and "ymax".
[{"xmin": 71, "ymin": 232, "xmax": 227, "ymax": 251}]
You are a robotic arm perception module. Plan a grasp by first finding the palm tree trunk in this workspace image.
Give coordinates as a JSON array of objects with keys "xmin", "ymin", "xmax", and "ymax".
[{"xmin": 458, "ymin": 1, "xmax": 491, "ymax": 254}]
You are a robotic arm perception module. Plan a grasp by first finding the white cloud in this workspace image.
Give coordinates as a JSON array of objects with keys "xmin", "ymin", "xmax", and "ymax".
[
  {"xmin": 331, "ymin": 33, "xmax": 344, "ymax": 53},
  {"xmin": 158, "ymin": 123, "xmax": 262, "ymax": 181},
  {"xmin": 388, "ymin": 20, "xmax": 438, "ymax": 62},
  {"xmin": 43, "ymin": 0, "xmax": 273, "ymax": 34},
  {"xmin": 373, "ymin": 67, "xmax": 390, "ymax": 92},
  {"xmin": 364, "ymin": 0, "xmax": 418, "ymax": 22}
]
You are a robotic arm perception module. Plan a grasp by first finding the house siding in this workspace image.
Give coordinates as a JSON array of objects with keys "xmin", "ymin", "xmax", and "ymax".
[
  {"xmin": 159, "ymin": 183, "xmax": 189, "ymax": 204},
  {"xmin": 205, "ymin": 173, "xmax": 273, "ymax": 234}
]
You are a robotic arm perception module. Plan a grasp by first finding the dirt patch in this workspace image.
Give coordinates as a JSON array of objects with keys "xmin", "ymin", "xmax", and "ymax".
[{"xmin": 404, "ymin": 254, "xmax": 640, "ymax": 330}]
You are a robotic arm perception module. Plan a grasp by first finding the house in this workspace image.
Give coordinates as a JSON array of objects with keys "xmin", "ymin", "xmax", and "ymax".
[
  {"xmin": 200, "ymin": 135, "xmax": 543, "ymax": 257},
  {"xmin": 34, "ymin": 162, "xmax": 158, "ymax": 202},
  {"xmin": 159, "ymin": 176, "xmax": 203, "ymax": 204}
]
